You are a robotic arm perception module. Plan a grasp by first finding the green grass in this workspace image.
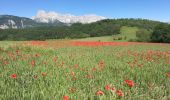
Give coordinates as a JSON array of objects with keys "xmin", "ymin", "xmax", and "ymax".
[
  {"xmin": 0, "ymin": 42, "xmax": 170, "ymax": 100},
  {"xmin": 76, "ymin": 36, "xmax": 114, "ymax": 42},
  {"xmin": 120, "ymin": 26, "xmax": 139, "ymax": 41},
  {"xmin": 76, "ymin": 26, "xmax": 139, "ymax": 42}
]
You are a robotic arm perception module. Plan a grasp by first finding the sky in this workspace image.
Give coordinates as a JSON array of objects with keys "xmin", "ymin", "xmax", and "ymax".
[{"xmin": 0, "ymin": 0, "xmax": 170, "ymax": 22}]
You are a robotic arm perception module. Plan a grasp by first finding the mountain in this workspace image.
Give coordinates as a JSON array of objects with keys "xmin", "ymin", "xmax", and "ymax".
[
  {"xmin": 32, "ymin": 10, "xmax": 106, "ymax": 24},
  {"xmin": 0, "ymin": 15, "xmax": 66, "ymax": 29}
]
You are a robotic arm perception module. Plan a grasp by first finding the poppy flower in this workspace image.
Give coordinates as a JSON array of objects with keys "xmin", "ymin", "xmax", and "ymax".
[
  {"xmin": 92, "ymin": 67, "xmax": 97, "ymax": 72},
  {"xmin": 124, "ymin": 79, "xmax": 134, "ymax": 88},
  {"xmin": 105, "ymin": 85, "xmax": 110, "ymax": 91},
  {"xmin": 63, "ymin": 95, "xmax": 69, "ymax": 100},
  {"xmin": 117, "ymin": 90, "xmax": 123, "ymax": 97},
  {"xmin": 53, "ymin": 57, "xmax": 57, "ymax": 62},
  {"xmin": 147, "ymin": 50, "xmax": 153, "ymax": 55},
  {"xmin": 10, "ymin": 74, "xmax": 17, "ymax": 79},
  {"xmin": 166, "ymin": 73, "xmax": 170, "ymax": 77},
  {"xmin": 71, "ymin": 71, "xmax": 75, "ymax": 76},
  {"xmin": 96, "ymin": 90, "xmax": 104, "ymax": 95},
  {"xmin": 62, "ymin": 61, "xmax": 65, "ymax": 65},
  {"xmin": 111, "ymin": 86, "xmax": 116, "ymax": 92},
  {"xmin": 4, "ymin": 60, "xmax": 7, "ymax": 65},
  {"xmin": 31, "ymin": 60, "xmax": 35, "ymax": 67}
]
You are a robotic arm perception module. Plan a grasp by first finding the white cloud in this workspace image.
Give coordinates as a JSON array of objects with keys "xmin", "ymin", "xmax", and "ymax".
[{"xmin": 32, "ymin": 10, "xmax": 106, "ymax": 23}]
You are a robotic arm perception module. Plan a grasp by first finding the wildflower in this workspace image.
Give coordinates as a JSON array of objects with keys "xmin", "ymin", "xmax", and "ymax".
[
  {"xmin": 166, "ymin": 73, "xmax": 170, "ymax": 77},
  {"xmin": 10, "ymin": 74, "xmax": 17, "ymax": 79},
  {"xmin": 16, "ymin": 50, "xmax": 21, "ymax": 56},
  {"xmin": 31, "ymin": 60, "xmax": 35, "ymax": 66},
  {"xmin": 4, "ymin": 60, "xmax": 7, "ymax": 65},
  {"xmin": 53, "ymin": 57, "xmax": 57, "ymax": 62},
  {"xmin": 105, "ymin": 85, "xmax": 110, "ymax": 91},
  {"xmin": 62, "ymin": 60, "xmax": 65, "ymax": 65},
  {"xmin": 63, "ymin": 95, "xmax": 69, "ymax": 100},
  {"xmin": 71, "ymin": 71, "xmax": 75, "ymax": 76},
  {"xmin": 96, "ymin": 90, "xmax": 104, "ymax": 95},
  {"xmin": 147, "ymin": 50, "xmax": 153, "ymax": 55},
  {"xmin": 111, "ymin": 86, "xmax": 116, "ymax": 92},
  {"xmin": 92, "ymin": 67, "xmax": 97, "ymax": 72},
  {"xmin": 124, "ymin": 79, "xmax": 134, "ymax": 88},
  {"xmin": 117, "ymin": 90, "xmax": 123, "ymax": 97}
]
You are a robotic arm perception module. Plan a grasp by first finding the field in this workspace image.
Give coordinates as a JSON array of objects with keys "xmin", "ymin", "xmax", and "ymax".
[{"xmin": 0, "ymin": 40, "xmax": 170, "ymax": 100}]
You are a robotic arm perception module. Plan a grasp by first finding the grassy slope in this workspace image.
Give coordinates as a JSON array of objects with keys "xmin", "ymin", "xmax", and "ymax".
[
  {"xmin": 120, "ymin": 26, "xmax": 139, "ymax": 41},
  {"xmin": 76, "ymin": 26, "xmax": 139, "ymax": 42}
]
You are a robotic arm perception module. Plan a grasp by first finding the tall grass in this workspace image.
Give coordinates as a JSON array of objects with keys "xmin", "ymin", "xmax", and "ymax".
[{"xmin": 0, "ymin": 43, "xmax": 170, "ymax": 100}]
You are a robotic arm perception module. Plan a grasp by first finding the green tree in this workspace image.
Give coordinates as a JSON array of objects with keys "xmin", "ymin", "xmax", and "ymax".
[
  {"xmin": 136, "ymin": 29, "xmax": 152, "ymax": 42},
  {"xmin": 151, "ymin": 23, "xmax": 170, "ymax": 43}
]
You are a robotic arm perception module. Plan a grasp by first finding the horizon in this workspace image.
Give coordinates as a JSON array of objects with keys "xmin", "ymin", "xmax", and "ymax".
[{"xmin": 0, "ymin": 0, "xmax": 170, "ymax": 22}]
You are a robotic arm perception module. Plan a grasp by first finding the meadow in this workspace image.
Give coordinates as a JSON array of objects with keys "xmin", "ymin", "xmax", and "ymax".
[{"xmin": 0, "ymin": 40, "xmax": 170, "ymax": 100}]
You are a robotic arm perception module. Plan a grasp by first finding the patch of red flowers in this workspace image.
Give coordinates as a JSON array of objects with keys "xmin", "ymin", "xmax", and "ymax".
[
  {"xmin": 105, "ymin": 85, "xmax": 110, "ymax": 91},
  {"xmin": 96, "ymin": 90, "xmax": 104, "ymax": 95},
  {"xmin": 117, "ymin": 90, "xmax": 123, "ymax": 97},
  {"xmin": 124, "ymin": 79, "xmax": 134, "ymax": 88},
  {"xmin": 63, "ymin": 95, "xmax": 69, "ymax": 100},
  {"xmin": 10, "ymin": 73, "xmax": 17, "ymax": 79}
]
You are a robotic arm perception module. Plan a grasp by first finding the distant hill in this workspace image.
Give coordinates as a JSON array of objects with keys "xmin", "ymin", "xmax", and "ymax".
[
  {"xmin": 0, "ymin": 18, "xmax": 168, "ymax": 42},
  {"xmin": 0, "ymin": 15, "xmax": 66, "ymax": 29}
]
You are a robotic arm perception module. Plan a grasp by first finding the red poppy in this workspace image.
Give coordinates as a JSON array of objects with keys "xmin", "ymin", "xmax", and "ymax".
[
  {"xmin": 62, "ymin": 61, "xmax": 65, "ymax": 65},
  {"xmin": 166, "ymin": 73, "xmax": 170, "ymax": 77},
  {"xmin": 96, "ymin": 90, "xmax": 104, "ymax": 95},
  {"xmin": 117, "ymin": 90, "xmax": 123, "ymax": 97},
  {"xmin": 92, "ymin": 67, "xmax": 97, "ymax": 72},
  {"xmin": 16, "ymin": 50, "xmax": 21, "ymax": 56},
  {"xmin": 147, "ymin": 50, "xmax": 153, "ymax": 55},
  {"xmin": 31, "ymin": 60, "xmax": 35, "ymax": 67},
  {"xmin": 71, "ymin": 71, "xmax": 75, "ymax": 76},
  {"xmin": 63, "ymin": 95, "xmax": 69, "ymax": 100},
  {"xmin": 105, "ymin": 85, "xmax": 110, "ymax": 91},
  {"xmin": 53, "ymin": 57, "xmax": 57, "ymax": 62},
  {"xmin": 4, "ymin": 60, "xmax": 7, "ymax": 65},
  {"xmin": 124, "ymin": 79, "xmax": 134, "ymax": 88},
  {"xmin": 10, "ymin": 74, "xmax": 17, "ymax": 79},
  {"xmin": 111, "ymin": 86, "xmax": 116, "ymax": 92}
]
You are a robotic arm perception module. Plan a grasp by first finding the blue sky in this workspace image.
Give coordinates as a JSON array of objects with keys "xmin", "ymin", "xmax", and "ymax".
[{"xmin": 0, "ymin": 0, "xmax": 170, "ymax": 22}]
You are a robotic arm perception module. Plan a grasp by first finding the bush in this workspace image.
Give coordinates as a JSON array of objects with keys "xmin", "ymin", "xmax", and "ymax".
[
  {"xmin": 136, "ymin": 29, "xmax": 152, "ymax": 42},
  {"xmin": 151, "ymin": 23, "xmax": 170, "ymax": 43}
]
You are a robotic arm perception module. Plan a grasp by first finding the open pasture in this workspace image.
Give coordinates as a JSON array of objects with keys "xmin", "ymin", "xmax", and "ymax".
[{"xmin": 0, "ymin": 40, "xmax": 170, "ymax": 100}]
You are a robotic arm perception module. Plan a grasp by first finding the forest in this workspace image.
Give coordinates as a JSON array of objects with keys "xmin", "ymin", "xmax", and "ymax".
[{"xmin": 0, "ymin": 18, "xmax": 169, "ymax": 43}]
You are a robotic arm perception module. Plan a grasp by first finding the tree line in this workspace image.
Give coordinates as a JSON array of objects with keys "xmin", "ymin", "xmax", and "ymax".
[{"xmin": 0, "ymin": 18, "xmax": 169, "ymax": 43}]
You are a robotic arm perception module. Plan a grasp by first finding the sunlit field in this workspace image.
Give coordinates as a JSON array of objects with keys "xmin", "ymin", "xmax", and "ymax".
[{"xmin": 0, "ymin": 40, "xmax": 170, "ymax": 100}]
